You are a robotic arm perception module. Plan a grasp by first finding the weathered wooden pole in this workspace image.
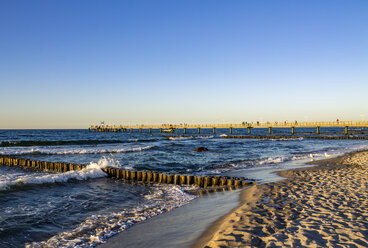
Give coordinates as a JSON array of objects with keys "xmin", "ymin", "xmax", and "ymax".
[
  {"xmin": 198, "ymin": 128, "xmax": 201, "ymax": 134},
  {"xmin": 184, "ymin": 128, "xmax": 186, "ymax": 134},
  {"xmin": 230, "ymin": 127, "xmax": 232, "ymax": 134},
  {"xmin": 345, "ymin": 126, "xmax": 348, "ymax": 135},
  {"xmin": 213, "ymin": 127, "xmax": 216, "ymax": 134},
  {"xmin": 248, "ymin": 127, "xmax": 251, "ymax": 134},
  {"xmin": 316, "ymin": 126, "xmax": 320, "ymax": 135},
  {"xmin": 291, "ymin": 127, "xmax": 295, "ymax": 135},
  {"xmin": 268, "ymin": 127, "xmax": 272, "ymax": 134}
]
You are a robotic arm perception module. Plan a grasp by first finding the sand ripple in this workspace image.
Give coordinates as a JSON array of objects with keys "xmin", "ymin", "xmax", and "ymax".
[{"xmin": 201, "ymin": 151, "xmax": 368, "ymax": 247}]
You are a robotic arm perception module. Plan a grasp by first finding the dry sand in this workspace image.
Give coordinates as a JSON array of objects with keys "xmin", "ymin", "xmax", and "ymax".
[{"xmin": 194, "ymin": 151, "xmax": 368, "ymax": 248}]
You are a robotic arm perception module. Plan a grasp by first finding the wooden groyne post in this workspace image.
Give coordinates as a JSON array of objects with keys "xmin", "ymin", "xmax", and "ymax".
[{"xmin": 0, "ymin": 156, "xmax": 255, "ymax": 188}]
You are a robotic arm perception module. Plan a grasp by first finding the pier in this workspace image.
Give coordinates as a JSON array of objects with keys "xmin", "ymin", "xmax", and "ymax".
[{"xmin": 89, "ymin": 121, "xmax": 368, "ymax": 135}]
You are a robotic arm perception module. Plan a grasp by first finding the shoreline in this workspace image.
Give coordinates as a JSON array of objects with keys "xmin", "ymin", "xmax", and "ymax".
[
  {"xmin": 97, "ymin": 151, "xmax": 319, "ymax": 248},
  {"xmin": 194, "ymin": 150, "xmax": 368, "ymax": 247},
  {"xmin": 191, "ymin": 185, "xmax": 260, "ymax": 248},
  {"xmin": 98, "ymin": 188, "xmax": 242, "ymax": 248}
]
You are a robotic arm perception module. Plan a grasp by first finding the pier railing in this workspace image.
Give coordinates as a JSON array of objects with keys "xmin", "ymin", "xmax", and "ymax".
[
  {"xmin": 89, "ymin": 121, "xmax": 368, "ymax": 135},
  {"xmin": 90, "ymin": 121, "xmax": 368, "ymax": 130}
]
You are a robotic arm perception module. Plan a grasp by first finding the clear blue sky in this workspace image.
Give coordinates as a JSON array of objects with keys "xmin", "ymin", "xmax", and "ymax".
[{"xmin": 1, "ymin": 0, "xmax": 367, "ymax": 128}]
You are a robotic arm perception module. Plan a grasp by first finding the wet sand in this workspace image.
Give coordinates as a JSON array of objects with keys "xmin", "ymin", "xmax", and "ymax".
[
  {"xmin": 195, "ymin": 150, "xmax": 368, "ymax": 247},
  {"xmin": 99, "ymin": 189, "xmax": 241, "ymax": 248}
]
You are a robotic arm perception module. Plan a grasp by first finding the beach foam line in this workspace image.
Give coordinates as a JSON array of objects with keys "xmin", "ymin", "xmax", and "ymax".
[{"xmin": 26, "ymin": 184, "xmax": 197, "ymax": 248}]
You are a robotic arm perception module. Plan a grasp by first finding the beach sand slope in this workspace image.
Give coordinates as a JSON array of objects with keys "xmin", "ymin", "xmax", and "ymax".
[{"xmin": 198, "ymin": 151, "xmax": 368, "ymax": 247}]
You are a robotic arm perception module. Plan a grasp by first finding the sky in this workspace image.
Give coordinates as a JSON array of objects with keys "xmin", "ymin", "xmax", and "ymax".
[{"xmin": 0, "ymin": 0, "xmax": 367, "ymax": 129}]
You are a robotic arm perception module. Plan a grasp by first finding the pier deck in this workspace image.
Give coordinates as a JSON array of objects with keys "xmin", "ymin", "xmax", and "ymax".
[{"xmin": 89, "ymin": 121, "xmax": 368, "ymax": 135}]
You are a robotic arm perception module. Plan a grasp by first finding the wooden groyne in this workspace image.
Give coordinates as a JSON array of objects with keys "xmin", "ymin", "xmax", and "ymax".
[
  {"xmin": 0, "ymin": 156, "xmax": 254, "ymax": 188},
  {"xmin": 0, "ymin": 156, "xmax": 86, "ymax": 172}
]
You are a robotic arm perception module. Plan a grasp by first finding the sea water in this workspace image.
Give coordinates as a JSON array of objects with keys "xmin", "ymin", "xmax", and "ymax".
[{"xmin": 1, "ymin": 128, "xmax": 368, "ymax": 247}]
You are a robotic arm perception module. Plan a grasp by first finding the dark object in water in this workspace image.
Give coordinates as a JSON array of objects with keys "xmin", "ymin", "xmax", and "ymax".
[{"xmin": 193, "ymin": 147, "xmax": 208, "ymax": 152}]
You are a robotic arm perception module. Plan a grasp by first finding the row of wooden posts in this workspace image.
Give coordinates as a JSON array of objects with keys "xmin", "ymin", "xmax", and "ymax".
[
  {"xmin": 0, "ymin": 156, "xmax": 85, "ymax": 172},
  {"xmin": 0, "ymin": 156, "xmax": 254, "ymax": 188},
  {"xmin": 102, "ymin": 167, "xmax": 254, "ymax": 188}
]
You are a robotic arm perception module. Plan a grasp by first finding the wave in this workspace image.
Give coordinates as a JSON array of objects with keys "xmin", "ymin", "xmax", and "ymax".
[
  {"xmin": 26, "ymin": 185, "xmax": 196, "ymax": 248},
  {"xmin": 0, "ymin": 145, "xmax": 154, "ymax": 156},
  {"xmin": 0, "ymin": 157, "xmax": 120, "ymax": 191},
  {"xmin": 209, "ymin": 144, "xmax": 368, "ymax": 173},
  {"xmin": 269, "ymin": 137, "xmax": 304, "ymax": 141},
  {"xmin": 209, "ymin": 152, "xmax": 331, "ymax": 173},
  {"xmin": 0, "ymin": 140, "xmax": 125, "ymax": 147},
  {"xmin": 167, "ymin": 135, "xmax": 214, "ymax": 141},
  {"xmin": 128, "ymin": 138, "xmax": 157, "ymax": 142}
]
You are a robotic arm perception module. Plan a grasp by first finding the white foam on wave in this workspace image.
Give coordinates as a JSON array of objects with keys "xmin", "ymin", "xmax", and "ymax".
[
  {"xmin": 0, "ymin": 157, "xmax": 120, "ymax": 191},
  {"xmin": 26, "ymin": 184, "xmax": 197, "ymax": 248},
  {"xmin": 168, "ymin": 137, "xmax": 190, "ymax": 141},
  {"xmin": 0, "ymin": 145, "xmax": 154, "ymax": 156},
  {"xmin": 208, "ymin": 143, "xmax": 368, "ymax": 174},
  {"xmin": 270, "ymin": 137, "xmax": 304, "ymax": 141},
  {"xmin": 168, "ymin": 135, "xmax": 214, "ymax": 141}
]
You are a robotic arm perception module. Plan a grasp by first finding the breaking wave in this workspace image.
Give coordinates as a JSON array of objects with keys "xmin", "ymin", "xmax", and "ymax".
[
  {"xmin": 0, "ymin": 140, "xmax": 124, "ymax": 147},
  {"xmin": 208, "ymin": 143, "xmax": 368, "ymax": 174},
  {"xmin": 0, "ymin": 145, "xmax": 154, "ymax": 156},
  {"xmin": 0, "ymin": 157, "xmax": 120, "ymax": 191}
]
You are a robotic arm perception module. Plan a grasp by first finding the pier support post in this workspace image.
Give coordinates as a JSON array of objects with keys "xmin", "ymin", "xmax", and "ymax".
[
  {"xmin": 291, "ymin": 127, "xmax": 294, "ymax": 135},
  {"xmin": 149, "ymin": 128, "xmax": 152, "ymax": 134},
  {"xmin": 213, "ymin": 127, "xmax": 216, "ymax": 134},
  {"xmin": 198, "ymin": 128, "xmax": 200, "ymax": 134},
  {"xmin": 316, "ymin": 126, "xmax": 320, "ymax": 134},
  {"xmin": 130, "ymin": 128, "xmax": 133, "ymax": 133},
  {"xmin": 248, "ymin": 127, "xmax": 251, "ymax": 134},
  {"xmin": 184, "ymin": 128, "xmax": 186, "ymax": 134},
  {"xmin": 139, "ymin": 128, "xmax": 142, "ymax": 133},
  {"xmin": 345, "ymin": 126, "xmax": 348, "ymax": 135},
  {"xmin": 160, "ymin": 128, "xmax": 162, "ymax": 133},
  {"xmin": 268, "ymin": 127, "xmax": 272, "ymax": 134},
  {"xmin": 230, "ymin": 127, "xmax": 232, "ymax": 134}
]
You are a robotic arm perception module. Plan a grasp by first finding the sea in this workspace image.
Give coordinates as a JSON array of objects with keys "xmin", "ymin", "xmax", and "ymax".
[{"xmin": 1, "ymin": 127, "xmax": 368, "ymax": 248}]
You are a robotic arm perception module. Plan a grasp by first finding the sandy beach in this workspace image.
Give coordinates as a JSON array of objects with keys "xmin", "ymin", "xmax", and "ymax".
[{"xmin": 194, "ymin": 150, "xmax": 368, "ymax": 247}]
